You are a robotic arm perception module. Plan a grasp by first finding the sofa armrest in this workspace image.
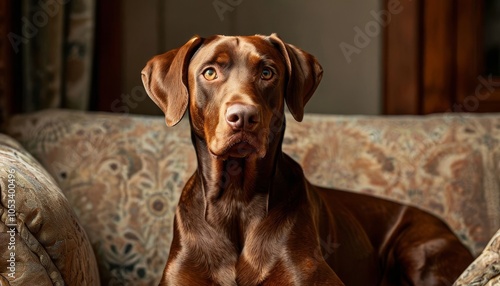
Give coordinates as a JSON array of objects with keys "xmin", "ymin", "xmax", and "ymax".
[
  {"xmin": 454, "ymin": 228, "xmax": 500, "ymax": 286},
  {"xmin": 0, "ymin": 134, "xmax": 100, "ymax": 285}
]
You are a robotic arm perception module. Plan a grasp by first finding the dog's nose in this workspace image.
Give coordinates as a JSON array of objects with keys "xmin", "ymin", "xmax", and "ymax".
[{"xmin": 226, "ymin": 104, "xmax": 260, "ymax": 131}]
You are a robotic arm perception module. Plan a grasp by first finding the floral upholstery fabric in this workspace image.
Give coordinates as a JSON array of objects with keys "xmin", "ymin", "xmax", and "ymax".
[
  {"xmin": 5, "ymin": 109, "xmax": 500, "ymax": 285},
  {"xmin": 0, "ymin": 134, "xmax": 99, "ymax": 285}
]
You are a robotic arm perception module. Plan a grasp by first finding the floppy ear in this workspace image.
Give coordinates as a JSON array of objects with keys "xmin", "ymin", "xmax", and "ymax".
[
  {"xmin": 141, "ymin": 35, "xmax": 204, "ymax": 126},
  {"xmin": 268, "ymin": 33, "xmax": 323, "ymax": 122}
]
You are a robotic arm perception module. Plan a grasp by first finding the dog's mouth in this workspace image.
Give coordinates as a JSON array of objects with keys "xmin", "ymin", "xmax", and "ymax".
[
  {"xmin": 225, "ymin": 142, "xmax": 256, "ymax": 158},
  {"xmin": 209, "ymin": 132, "xmax": 265, "ymax": 160}
]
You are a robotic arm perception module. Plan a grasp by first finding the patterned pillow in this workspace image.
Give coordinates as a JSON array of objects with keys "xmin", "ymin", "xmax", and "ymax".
[{"xmin": 0, "ymin": 134, "xmax": 99, "ymax": 285}]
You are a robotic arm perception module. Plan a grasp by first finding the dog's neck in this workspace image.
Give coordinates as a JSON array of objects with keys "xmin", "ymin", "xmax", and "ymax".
[
  {"xmin": 190, "ymin": 115, "xmax": 291, "ymax": 251},
  {"xmin": 191, "ymin": 125, "xmax": 285, "ymax": 202}
]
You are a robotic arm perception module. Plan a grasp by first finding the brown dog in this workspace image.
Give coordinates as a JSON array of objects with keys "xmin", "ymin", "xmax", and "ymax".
[{"xmin": 141, "ymin": 34, "xmax": 473, "ymax": 286}]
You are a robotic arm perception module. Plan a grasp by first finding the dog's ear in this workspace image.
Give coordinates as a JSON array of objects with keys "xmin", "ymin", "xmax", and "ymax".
[
  {"xmin": 268, "ymin": 33, "xmax": 323, "ymax": 122},
  {"xmin": 141, "ymin": 35, "xmax": 204, "ymax": 126}
]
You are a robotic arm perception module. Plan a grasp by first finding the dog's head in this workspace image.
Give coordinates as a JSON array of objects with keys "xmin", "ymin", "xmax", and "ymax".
[{"xmin": 142, "ymin": 34, "xmax": 322, "ymax": 160}]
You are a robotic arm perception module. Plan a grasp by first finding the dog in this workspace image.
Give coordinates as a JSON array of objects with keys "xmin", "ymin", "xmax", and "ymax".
[{"xmin": 141, "ymin": 34, "xmax": 473, "ymax": 286}]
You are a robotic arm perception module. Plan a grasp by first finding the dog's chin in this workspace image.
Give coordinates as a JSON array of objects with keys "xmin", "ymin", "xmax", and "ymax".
[
  {"xmin": 209, "ymin": 135, "xmax": 267, "ymax": 161},
  {"xmin": 225, "ymin": 142, "xmax": 256, "ymax": 158}
]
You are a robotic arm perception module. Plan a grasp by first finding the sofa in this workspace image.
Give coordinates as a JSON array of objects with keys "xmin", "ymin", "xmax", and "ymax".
[{"xmin": 0, "ymin": 109, "xmax": 499, "ymax": 285}]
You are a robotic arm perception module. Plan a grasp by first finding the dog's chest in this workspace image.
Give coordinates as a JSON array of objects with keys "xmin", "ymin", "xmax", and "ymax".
[{"xmin": 207, "ymin": 193, "xmax": 268, "ymax": 249}]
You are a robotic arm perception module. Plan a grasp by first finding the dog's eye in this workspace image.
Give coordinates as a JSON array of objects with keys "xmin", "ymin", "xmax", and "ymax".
[
  {"xmin": 203, "ymin": 68, "xmax": 218, "ymax": 81},
  {"xmin": 261, "ymin": 68, "xmax": 273, "ymax": 80}
]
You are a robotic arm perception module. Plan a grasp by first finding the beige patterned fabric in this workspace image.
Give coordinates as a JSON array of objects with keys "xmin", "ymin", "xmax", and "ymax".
[
  {"xmin": 5, "ymin": 109, "xmax": 500, "ymax": 285},
  {"xmin": 0, "ymin": 134, "xmax": 99, "ymax": 285}
]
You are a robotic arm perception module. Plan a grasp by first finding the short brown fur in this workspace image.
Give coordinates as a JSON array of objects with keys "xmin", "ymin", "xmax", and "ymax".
[{"xmin": 142, "ymin": 34, "xmax": 473, "ymax": 286}]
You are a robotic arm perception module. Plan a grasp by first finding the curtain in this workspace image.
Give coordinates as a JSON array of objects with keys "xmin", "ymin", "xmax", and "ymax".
[{"xmin": 21, "ymin": 0, "xmax": 95, "ymax": 112}]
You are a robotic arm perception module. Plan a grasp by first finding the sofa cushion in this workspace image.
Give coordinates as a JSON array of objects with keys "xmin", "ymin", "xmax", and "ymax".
[{"xmin": 0, "ymin": 134, "xmax": 99, "ymax": 285}]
